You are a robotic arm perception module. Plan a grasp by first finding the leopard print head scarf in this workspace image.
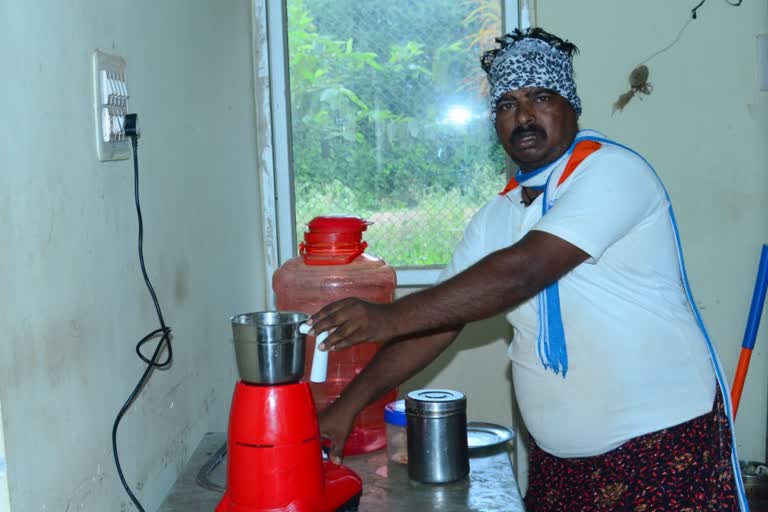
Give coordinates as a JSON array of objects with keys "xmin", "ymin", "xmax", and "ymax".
[{"xmin": 481, "ymin": 28, "xmax": 581, "ymax": 124}]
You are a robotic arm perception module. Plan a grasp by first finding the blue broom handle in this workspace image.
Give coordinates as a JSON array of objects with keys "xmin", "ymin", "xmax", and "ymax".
[{"xmin": 742, "ymin": 245, "xmax": 768, "ymax": 350}]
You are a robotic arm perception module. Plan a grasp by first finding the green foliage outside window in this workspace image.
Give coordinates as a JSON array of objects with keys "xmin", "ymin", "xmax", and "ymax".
[{"xmin": 287, "ymin": 0, "xmax": 506, "ymax": 266}]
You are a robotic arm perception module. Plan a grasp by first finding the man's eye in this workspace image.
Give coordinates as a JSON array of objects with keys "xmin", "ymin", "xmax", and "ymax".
[
  {"xmin": 535, "ymin": 94, "xmax": 551, "ymax": 103},
  {"xmin": 498, "ymin": 102, "xmax": 515, "ymax": 111}
]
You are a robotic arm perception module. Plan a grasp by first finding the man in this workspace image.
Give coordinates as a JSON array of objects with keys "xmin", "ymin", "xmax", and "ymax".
[{"xmin": 305, "ymin": 28, "xmax": 746, "ymax": 511}]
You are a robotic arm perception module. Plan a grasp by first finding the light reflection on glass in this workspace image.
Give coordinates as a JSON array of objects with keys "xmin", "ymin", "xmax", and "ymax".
[{"xmin": 444, "ymin": 105, "xmax": 473, "ymax": 126}]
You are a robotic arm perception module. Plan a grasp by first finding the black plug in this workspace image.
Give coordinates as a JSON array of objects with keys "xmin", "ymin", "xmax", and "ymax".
[{"xmin": 124, "ymin": 113, "xmax": 140, "ymax": 139}]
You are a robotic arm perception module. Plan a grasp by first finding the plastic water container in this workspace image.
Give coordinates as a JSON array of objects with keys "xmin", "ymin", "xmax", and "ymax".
[
  {"xmin": 273, "ymin": 215, "xmax": 397, "ymax": 455},
  {"xmin": 385, "ymin": 399, "xmax": 408, "ymax": 464}
]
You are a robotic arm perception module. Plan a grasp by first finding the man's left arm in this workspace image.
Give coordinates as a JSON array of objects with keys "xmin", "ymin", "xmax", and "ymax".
[{"xmin": 310, "ymin": 230, "xmax": 589, "ymax": 351}]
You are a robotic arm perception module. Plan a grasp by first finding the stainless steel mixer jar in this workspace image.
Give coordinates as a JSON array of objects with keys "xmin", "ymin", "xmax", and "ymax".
[{"xmin": 231, "ymin": 311, "xmax": 309, "ymax": 384}]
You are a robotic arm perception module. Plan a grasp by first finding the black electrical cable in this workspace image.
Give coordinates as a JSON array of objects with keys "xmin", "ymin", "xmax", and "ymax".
[
  {"xmin": 692, "ymin": 0, "xmax": 743, "ymax": 19},
  {"xmin": 112, "ymin": 132, "xmax": 173, "ymax": 512}
]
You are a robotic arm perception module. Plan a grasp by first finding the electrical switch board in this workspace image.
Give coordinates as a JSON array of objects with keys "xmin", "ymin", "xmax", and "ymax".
[{"xmin": 92, "ymin": 50, "xmax": 130, "ymax": 161}]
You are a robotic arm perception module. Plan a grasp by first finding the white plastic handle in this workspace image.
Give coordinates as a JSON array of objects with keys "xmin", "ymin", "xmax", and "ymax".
[
  {"xmin": 310, "ymin": 331, "xmax": 329, "ymax": 383},
  {"xmin": 299, "ymin": 324, "xmax": 329, "ymax": 383}
]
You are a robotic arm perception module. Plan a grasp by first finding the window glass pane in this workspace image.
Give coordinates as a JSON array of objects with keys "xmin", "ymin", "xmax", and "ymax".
[{"xmin": 287, "ymin": 0, "xmax": 505, "ymax": 266}]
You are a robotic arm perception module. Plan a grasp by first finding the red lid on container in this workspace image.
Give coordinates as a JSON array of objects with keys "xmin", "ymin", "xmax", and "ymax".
[
  {"xmin": 305, "ymin": 215, "xmax": 370, "ymax": 234},
  {"xmin": 300, "ymin": 215, "xmax": 371, "ymax": 265}
]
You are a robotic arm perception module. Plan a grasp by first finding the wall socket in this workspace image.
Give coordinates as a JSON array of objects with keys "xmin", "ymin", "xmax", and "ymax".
[{"xmin": 92, "ymin": 50, "xmax": 130, "ymax": 161}]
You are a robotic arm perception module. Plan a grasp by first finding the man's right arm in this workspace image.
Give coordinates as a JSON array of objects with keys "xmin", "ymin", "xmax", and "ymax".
[{"xmin": 319, "ymin": 328, "xmax": 461, "ymax": 462}]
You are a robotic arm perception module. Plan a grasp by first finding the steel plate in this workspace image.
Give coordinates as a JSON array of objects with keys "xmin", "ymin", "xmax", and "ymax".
[{"xmin": 467, "ymin": 422, "xmax": 515, "ymax": 452}]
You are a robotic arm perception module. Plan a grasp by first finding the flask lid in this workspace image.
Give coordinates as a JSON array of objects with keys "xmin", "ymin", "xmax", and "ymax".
[
  {"xmin": 384, "ymin": 399, "xmax": 406, "ymax": 427},
  {"xmin": 299, "ymin": 215, "xmax": 370, "ymax": 266},
  {"xmin": 405, "ymin": 389, "xmax": 466, "ymax": 415},
  {"xmin": 306, "ymin": 215, "xmax": 370, "ymax": 234}
]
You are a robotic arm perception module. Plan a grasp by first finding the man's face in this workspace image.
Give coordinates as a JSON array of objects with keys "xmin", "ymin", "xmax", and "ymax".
[{"xmin": 494, "ymin": 87, "xmax": 579, "ymax": 172}]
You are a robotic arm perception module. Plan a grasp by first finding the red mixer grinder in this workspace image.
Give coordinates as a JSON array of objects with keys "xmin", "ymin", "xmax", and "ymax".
[{"xmin": 216, "ymin": 311, "xmax": 361, "ymax": 512}]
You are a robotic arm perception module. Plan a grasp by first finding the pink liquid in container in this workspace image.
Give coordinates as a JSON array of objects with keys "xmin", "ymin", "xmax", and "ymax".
[{"xmin": 273, "ymin": 215, "xmax": 397, "ymax": 455}]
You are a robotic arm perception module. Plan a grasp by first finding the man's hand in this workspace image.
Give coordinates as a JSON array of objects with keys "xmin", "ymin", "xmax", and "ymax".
[
  {"xmin": 318, "ymin": 400, "xmax": 357, "ymax": 465},
  {"xmin": 315, "ymin": 328, "xmax": 461, "ymax": 465},
  {"xmin": 307, "ymin": 298, "xmax": 398, "ymax": 352}
]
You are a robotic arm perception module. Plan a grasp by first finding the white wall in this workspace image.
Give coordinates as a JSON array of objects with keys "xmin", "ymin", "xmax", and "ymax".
[{"xmin": 0, "ymin": 1, "xmax": 264, "ymax": 510}]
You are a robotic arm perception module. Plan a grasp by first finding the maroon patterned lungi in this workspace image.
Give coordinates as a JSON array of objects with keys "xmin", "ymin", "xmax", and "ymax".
[{"xmin": 524, "ymin": 390, "xmax": 738, "ymax": 511}]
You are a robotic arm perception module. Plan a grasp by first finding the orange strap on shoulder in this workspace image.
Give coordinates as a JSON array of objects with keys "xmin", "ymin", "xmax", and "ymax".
[
  {"xmin": 498, "ymin": 177, "xmax": 519, "ymax": 196},
  {"xmin": 556, "ymin": 140, "xmax": 602, "ymax": 187}
]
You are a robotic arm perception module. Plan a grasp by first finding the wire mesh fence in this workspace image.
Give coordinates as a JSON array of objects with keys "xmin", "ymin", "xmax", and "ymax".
[{"xmin": 287, "ymin": 0, "xmax": 506, "ymax": 266}]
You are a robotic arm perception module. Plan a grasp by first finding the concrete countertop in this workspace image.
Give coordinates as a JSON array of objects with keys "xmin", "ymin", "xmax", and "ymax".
[{"xmin": 158, "ymin": 432, "xmax": 524, "ymax": 511}]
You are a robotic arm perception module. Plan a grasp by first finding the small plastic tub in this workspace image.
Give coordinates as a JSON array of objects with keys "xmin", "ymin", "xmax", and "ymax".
[{"xmin": 384, "ymin": 399, "xmax": 407, "ymax": 464}]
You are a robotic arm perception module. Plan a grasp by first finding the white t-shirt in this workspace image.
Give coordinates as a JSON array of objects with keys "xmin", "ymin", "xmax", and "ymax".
[{"xmin": 440, "ymin": 130, "xmax": 716, "ymax": 458}]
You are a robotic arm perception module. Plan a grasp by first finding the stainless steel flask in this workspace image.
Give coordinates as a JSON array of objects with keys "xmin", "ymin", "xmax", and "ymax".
[{"xmin": 405, "ymin": 389, "xmax": 469, "ymax": 484}]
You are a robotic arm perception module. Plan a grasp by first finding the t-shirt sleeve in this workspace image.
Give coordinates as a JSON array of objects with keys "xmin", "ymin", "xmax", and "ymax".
[
  {"xmin": 438, "ymin": 201, "xmax": 492, "ymax": 283},
  {"xmin": 532, "ymin": 148, "xmax": 664, "ymax": 262}
]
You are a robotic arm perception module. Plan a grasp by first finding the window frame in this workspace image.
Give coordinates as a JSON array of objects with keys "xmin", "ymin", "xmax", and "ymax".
[{"xmin": 254, "ymin": 0, "xmax": 524, "ymax": 299}]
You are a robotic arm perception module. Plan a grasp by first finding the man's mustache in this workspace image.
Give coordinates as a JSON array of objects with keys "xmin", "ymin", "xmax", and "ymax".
[{"xmin": 510, "ymin": 125, "xmax": 546, "ymax": 142}]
